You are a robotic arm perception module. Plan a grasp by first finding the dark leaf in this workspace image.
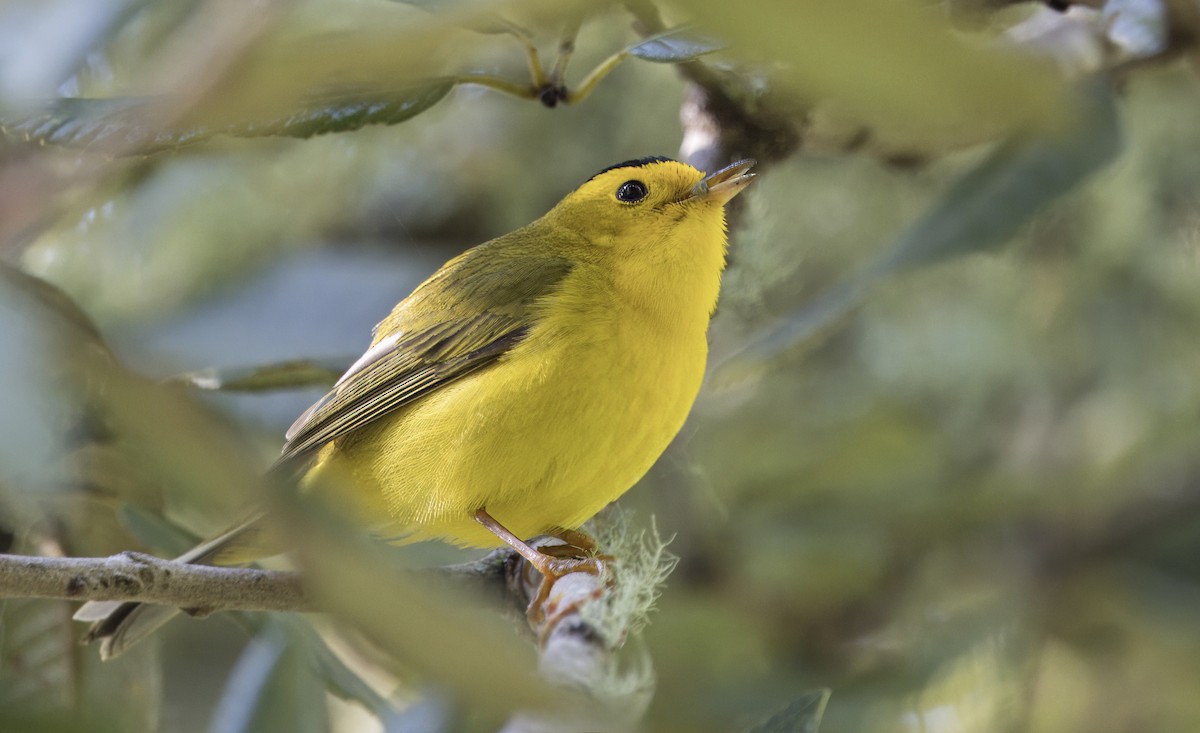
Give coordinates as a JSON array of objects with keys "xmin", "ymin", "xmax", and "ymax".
[
  {"xmin": 261, "ymin": 80, "xmax": 455, "ymax": 139},
  {"xmin": 1, "ymin": 79, "xmax": 455, "ymax": 154},
  {"xmin": 627, "ymin": 26, "xmax": 724, "ymax": 63}
]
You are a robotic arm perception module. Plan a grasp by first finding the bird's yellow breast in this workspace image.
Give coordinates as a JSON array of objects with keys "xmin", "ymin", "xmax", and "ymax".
[{"xmin": 311, "ymin": 214, "xmax": 726, "ymax": 548}]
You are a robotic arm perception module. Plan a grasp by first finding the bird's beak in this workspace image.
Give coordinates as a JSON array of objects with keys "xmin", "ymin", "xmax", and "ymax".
[{"xmin": 689, "ymin": 159, "xmax": 757, "ymax": 204}]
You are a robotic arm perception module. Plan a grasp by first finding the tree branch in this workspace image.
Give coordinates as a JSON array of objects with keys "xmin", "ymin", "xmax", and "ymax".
[
  {"xmin": 0, "ymin": 551, "xmax": 308, "ymax": 613},
  {"xmin": 0, "ymin": 519, "xmax": 668, "ymax": 732}
]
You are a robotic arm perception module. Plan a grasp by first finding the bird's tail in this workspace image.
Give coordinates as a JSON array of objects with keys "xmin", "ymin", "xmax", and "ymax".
[{"xmin": 74, "ymin": 514, "xmax": 267, "ymax": 660}]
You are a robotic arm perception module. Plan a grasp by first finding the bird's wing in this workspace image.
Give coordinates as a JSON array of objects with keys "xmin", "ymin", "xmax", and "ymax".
[{"xmin": 274, "ymin": 238, "xmax": 573, "ymax": 471}]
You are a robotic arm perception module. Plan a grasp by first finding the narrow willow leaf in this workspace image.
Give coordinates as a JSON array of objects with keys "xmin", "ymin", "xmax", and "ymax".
[
  {"xmin": 627, "ymin": 26, "xmax": 724, "ymax": 63},
  {"xmin": 749, "ymin": 689, "xmax": 832, "ymax": 733},
  {"xmin": 1, "ymin": 79, "xmax": 454, "ymax": 154},
  {"xmin": 719, "ymin": 79, "xmax": 1122, "ymax": 374},
  {"xmin": 174, "ymin": 360, "xmax": 344, "ymax": 393}
]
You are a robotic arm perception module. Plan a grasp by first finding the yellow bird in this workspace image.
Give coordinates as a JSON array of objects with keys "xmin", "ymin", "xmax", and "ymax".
[{"xmin": 77, "ymin": 157, "xmax": 755, "ymax": 657}]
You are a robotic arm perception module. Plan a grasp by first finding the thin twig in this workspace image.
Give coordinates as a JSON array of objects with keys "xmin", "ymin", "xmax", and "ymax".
[
  {"xmin": 549, "ymin": 18, "xmax": 583, "ymax": 86},
  {"xmin": 455, "ymin": 75, "xmax": 540, "ymax": 100},
  {"xmin": 565, "ymin": 51, "xmax": 628, "ymax": 105}
]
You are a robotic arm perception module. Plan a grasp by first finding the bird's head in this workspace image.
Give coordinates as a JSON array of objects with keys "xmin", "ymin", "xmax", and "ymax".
[{"xmin": 547, "ymin": 157, "xmax": 756, "ymax": 255}]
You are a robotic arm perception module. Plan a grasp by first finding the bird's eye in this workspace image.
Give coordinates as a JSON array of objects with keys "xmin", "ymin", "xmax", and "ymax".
[{"xmin": 616, "ymin": 180, "xmax": 649, "ymax": 203}]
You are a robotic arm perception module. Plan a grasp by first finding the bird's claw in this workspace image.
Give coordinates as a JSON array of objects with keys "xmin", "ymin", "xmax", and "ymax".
[{"xmin": 525, "ymin": 553, "xmax": 611, "ymax": 628}]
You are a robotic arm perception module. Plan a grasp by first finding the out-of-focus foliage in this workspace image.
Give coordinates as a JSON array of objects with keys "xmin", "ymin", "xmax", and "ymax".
[
  {"xmin": 718, "ymin": 78, "xmax": 1122, "ymax": 376},
  {"xmin": 4, "ymin": 0, "xmax": 1200, "ymax": 732}
]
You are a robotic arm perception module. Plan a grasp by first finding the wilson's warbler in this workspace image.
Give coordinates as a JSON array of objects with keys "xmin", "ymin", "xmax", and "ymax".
[{"xmin": 77, "ymin": 157, "xmax": 756, "ymax": 657}]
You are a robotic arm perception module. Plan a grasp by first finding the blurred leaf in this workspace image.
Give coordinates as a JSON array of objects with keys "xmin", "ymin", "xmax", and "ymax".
[
  {"xmin": 868, "ymin": 78, "xmax": 1123, "ymax": 274},
  {"xmin": 278, "ymin": 489, "xmax": 576, "ymax": 721},
  {"xmin": 0, "ymin": 597, "xmax": 80, "ymax": 708},
  {"xmin": 4, "ymin": 0, "xmax": 587, "ymax": 154},
  {"xmin": 685, "ymin": 0, "xmax": 1072, "ymax": 144},
  {"xmin": 0, "ymin": 264, "xmax": 106, "ymax": 344},
  {"xmin": 87, "ymin": 352, "xmax": 267, "ymax": 525},
  {"xmin": 0, "ymin": 599, "xmax": 161, "ymax": 732},
  {"xmin": 749, "ymin": 689, "xmax": 831, "ymax": 733},
  {"xmin": 117, "ymin": 502, "xmax": 199, "ymax": 557},
  {"xmin": 0, "ymin": 536, "xmax": 160, "ymax": 733},
  {"xmin": 0, "ymin": 267, "xmax": 107, "ymax": 499},
  {"xmin": 1, "ymin": 79, "xmax": 454, "ymax": 153},
  {"xmin": 627, "ymin": 26, "xmax": 724, "ymax": 63},
  {"xmin": 293, "ymin": 622, "xmax": 395, "ymax": 720},
  {"xmin": 386, "ymin": 0, "xmax": 522, "ymax": 35},
  {"xmin": 173, "ymin": 360, "xmax": 343, "ymax": 393},
  {"xmin": 720, "ymin": 78, "xmax": 1122, "ymax": 372},
  {"xmin": 208, "ymin": 619, "xmax": 328, "ymax": 733},
  {"xmin": 0, "ymin": 708, "xmax": 126, "ymax": 733}
]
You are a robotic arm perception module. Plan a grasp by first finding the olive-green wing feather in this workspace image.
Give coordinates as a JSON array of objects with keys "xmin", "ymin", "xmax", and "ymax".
[{"xmin": 275, "ymin": 235, "xmax": 573, "ymax": 472}]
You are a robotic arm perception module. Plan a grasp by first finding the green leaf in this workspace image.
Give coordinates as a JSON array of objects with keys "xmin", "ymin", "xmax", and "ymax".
[
  {"xmin": 1, "ymin": 79, "xmax": 455, "ymax": 153},
  {"xmin": 208, "ymin": 620, "xmax": 328, "ymax": 733},
  {"xmin": 748, "ymin": 689, "xmax": 832, "ymax": 733},
  {"xmin": 263, "ymin": 80, "xmax": 455, "ymax": 139},
  {"xmin": 627, "ymin": 26, "xmax": 724, "ymax": 63},
  {"xmin": 173, "ymin": 360, "xmax": 344, "ymax": 393}
]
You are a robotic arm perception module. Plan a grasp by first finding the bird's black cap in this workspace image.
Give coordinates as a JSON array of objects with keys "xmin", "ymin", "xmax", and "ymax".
[{"xmin": 590, "ymin": 156, "xmax": 676, "ymax": 180}]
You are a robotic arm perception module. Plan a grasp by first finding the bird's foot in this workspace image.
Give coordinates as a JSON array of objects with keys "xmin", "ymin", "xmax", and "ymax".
[
  {"xmin": 471, "ymin": 509, "xmax": 614, "ymax": 631},
  {"xmin": 524, "ymin": 552, "xmax": 610, "ymax": 632}
]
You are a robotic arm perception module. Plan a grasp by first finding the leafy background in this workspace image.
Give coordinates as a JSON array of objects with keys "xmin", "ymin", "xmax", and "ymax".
[{"xmin": 3, "ymin": 0, "xmax": 1200, "ymax": 732}]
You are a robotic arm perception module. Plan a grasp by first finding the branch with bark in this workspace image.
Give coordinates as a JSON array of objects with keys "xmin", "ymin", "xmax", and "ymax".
[
  {"xmin": 0, "ymin": 525, "xmax": 665, "ymax": 732},
  {"xmin": 0, "ymin": 551, "xmax": 307, "ymax": 612}
]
